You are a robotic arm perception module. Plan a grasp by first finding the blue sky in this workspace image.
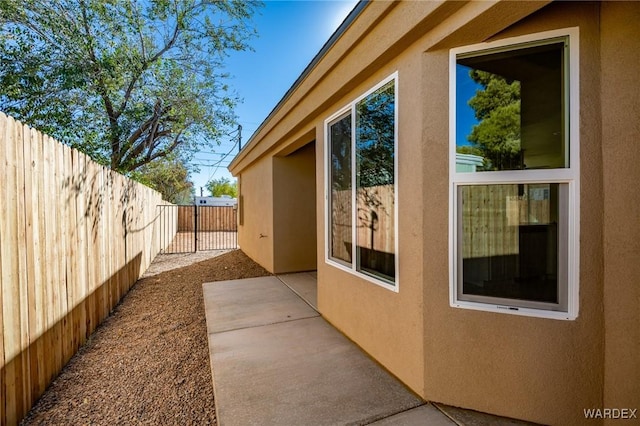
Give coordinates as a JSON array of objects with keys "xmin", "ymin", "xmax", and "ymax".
[
  {"xmin": 190, "ymin": 1, "xmax": 483, "ymax": 195},
  {"xmin": 456, "ymin": 65, "xmax": 482, "ymax": 147},
  {"xmin": 191, "ymin": 0, "xmax": 358, "ymax": 195}
]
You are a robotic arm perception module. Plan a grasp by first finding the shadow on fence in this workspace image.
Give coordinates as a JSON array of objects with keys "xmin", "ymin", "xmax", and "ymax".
[
  {"xmin": 1, "ymin": 253, "xmax": 142, "ymax": 425},
  {"xmin": 0, "ymin": 113, "xmax": 173, "ymax": 425}
]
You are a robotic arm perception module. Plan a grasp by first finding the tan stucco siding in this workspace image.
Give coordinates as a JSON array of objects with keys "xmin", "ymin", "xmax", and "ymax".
[
  {"xmin": 238, "ymin": 157, "xmax": 274, "ymax": 271},
  {"xmin": 273, "ymin": 141, "xmax": 317, "ymax": 273},
  {"xmin": 422, "ymin": 3, "xmax": 605, "ymax": 425},
  {"xmin": 601, "ymin": 2, "xmax": 640, "ymax": 419},
  {"xmin": 316, "ymin": 45, "xmax": 426, "ymax": 395},
  {"xmin": 230, "ymin": 1, "xmax": 639, "ymax": 424}
]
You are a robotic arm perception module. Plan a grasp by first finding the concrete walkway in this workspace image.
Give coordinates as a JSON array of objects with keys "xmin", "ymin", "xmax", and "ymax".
[{"xmin": 203, "ymin": 275, "xmax": 455, "ymax": 426}]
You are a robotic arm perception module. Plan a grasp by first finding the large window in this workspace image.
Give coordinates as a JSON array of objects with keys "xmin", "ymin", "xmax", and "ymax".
[
  {"xmin": 449, "ymin": 29, "xmax": 579, "ymax": 319},
  {"xmin": 326, "ymin": 74, "xmax": 397, "ymax": 290}
]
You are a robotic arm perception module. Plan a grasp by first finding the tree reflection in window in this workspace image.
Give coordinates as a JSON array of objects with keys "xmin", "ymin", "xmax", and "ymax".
[
  {"xmin": 457, "ymin": 41, "xmax": 566, "ymax": 171},
  {"xmin": 329, "ymin": 113, "xmax": 352, "ymax": 264},
  {"xmin": 356, "ymin": 81, "xmax": 395, "ymax": 187},
  {"xmin": 355, "ymin": 80, "xmax": 395, "ymax": 282}
]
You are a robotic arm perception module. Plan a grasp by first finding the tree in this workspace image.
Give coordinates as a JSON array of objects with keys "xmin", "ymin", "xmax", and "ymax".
[
  {"xmin": 131, "ymin": 156, "xmax": 193, "ymax": 204},
  {"xmin": 0, "ymin": 0, "xmax": 260, "ymax": 173},
  {"xmin": 356, "ymin": 80, "xmax": 394, "ymax": 188},
  {"xmin": 206, "ymin": 177, "xmax": 237, "ymax": 198},
  {"xmin": 330, "ymin": 116, "xmax": 351, "ymax": 192},
  {"xmin": 466, "ymin": 70, "xmax": 522, "ymax": 170},
  {"xmin": 455, "ymin": 144, "xmax": 484, "ymax": 157}
]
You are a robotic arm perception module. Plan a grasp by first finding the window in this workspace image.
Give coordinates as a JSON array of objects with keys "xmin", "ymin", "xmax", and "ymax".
[
  {"xmin": 326, "ymin": 74, "xmax": 398, "ymax": 290},
  {"xmin": 449, "ymin": 29, "xmax": 579, "ymax": 319}
]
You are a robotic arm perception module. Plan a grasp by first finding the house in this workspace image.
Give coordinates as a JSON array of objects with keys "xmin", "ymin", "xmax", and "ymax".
[
  {"xmin": 455, "ymin": 153, "xmax": 484, "ymax": 173},
  {"xmin": 228, "ymin": 2, "xmax": 639, "ymax": 424},
  {"xmin": 193, "ymin": 195, "xmax": 237, "ymax": 207}
]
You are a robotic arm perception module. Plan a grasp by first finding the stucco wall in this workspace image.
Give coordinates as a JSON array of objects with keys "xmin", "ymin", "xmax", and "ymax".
[
  {"xmin": 238, "ymin": 157, "xmax": 274, "ymax": 271},
  {"xmin": 316, "ymin": 3, "xmax": 610, "ymax": 421},
  {"xmin": 316, "ymin": 45, "xmax": 426, "ymax": 394},
  {"xmin": 601, "ymin": 2, "xmax": 640, "ymax": 418},
  {"xmin": 273, "ymin": 141, "xmax": 317, "ymax": 273},
  {"xmin": 422, "ymin": 3, "xmax": 605, "ymax": 425},
  {"xmin": 231, "ymin": 1, "xmax": 638, "ymax": 424}
]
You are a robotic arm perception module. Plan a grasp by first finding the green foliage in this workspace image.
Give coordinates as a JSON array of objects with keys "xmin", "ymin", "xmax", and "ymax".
[
  {"xmin": 0, "ymin": 0, "xmax": 261, "ymax": 173},
  {"xmin": 330, "ymin": 116, "xmax": 352, "ymax": 192},
  {"xmin": 467, "ymin": 70, "xmax": 522, "ymax": 170},
  {"xmin": 468, "ymin": 70, "xmax": 520, "ymax": 121},
  {"xmin": 455, "ymin": 144, "xmax": 484, "ymax": 157},
  {"xmin": 356, "ymin": 81, "xmax": 394, "ymax": 188},
  {"xmin": 206, "ymin": 177, "xmax": 237, "ymax": 198},
  {"xmin": 131, "ymin": 156, "xmax": 193, "ymax": 204}
]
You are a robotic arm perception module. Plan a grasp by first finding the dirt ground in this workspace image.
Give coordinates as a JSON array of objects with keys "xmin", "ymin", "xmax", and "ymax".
[{"xmin": 21, "ymin": 249, "xmax": 271, "ymax": 425}]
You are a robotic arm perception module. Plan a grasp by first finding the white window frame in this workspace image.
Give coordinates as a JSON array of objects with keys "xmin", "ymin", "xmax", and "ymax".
[
  {"xmin": 448, "ymin": 28, "xmax": 580, "ymax": 320},
  {"xmin": 324, "ymin": 72, "xmax": 399, "ymax": 292}
]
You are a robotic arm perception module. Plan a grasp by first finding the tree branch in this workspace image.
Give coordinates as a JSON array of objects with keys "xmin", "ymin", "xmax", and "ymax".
[
  {"xmin": 119, "ymin": 100, "xmax": 179, "ymax": 169},
  {"xmin": 115, "ymin": 5, "xmax": 182, "ymax": 120},
  {"xmin": 127, "ymin": 129, "xmax": 184, "ymax": 171},
  {"xmin": 79, "ymin": 0, "xmax": 121, "ymax": 167}
]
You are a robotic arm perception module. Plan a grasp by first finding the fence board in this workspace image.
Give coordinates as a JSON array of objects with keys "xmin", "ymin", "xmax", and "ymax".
[
  {"xmin": 0, "ymin": 111, "xmax": 5, "ymax": 426},
  {"xmin": 33, "ymin": 127, "xmax": 48, "ymax": 397},
  {"xmin": 61, "ymin": 145, "xmax": 74, "ymax": 367},
  {"xmin": 86, "ymin": 162, "xmax": 98, "ymax": 335},
  {"xmin": 45, "ymin": 134, "xmax": 64, "ymax": 386},
  {"xmin": 41, "ymin": 134, "xmax": 54, "ymax": 332},
  {"xmin": 0, "ymin": 113, "xmax": 174, "ymax": 425},
  {"xmin": 77, "ymin": 152, "xmax": 89, "ymax": 342},
  {"xmin": 2, "ymin": 116, "xmax": 21, "ymax": 424},
  {"xmin": 14, "ymin": 121, "xmax": 32, "ymax": 413},
  {"xmin": 74, "ymin": 152, "xmax": 88, "ymax": 348}
]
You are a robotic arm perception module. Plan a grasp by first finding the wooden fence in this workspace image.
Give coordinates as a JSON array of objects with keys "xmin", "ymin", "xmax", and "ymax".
[
  {"xmin": 460, "ymin": 184, "xmax": 553, "ymax": 258},
  {"xmin": 0, "ymin": 113, "xmax": 176, "ymax": 425},
  {"xmin": 177, "ymin": 205, "xmax": 238, "ymax": 232},
  {"xmin": 330, "ymin": 185, "xmax": 395, "ymax": 262}
]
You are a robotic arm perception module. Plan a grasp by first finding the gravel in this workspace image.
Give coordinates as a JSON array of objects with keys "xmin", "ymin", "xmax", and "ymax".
[{"xmin": 21, "ymin": 249, "xmax": 271, "ymax": 425}]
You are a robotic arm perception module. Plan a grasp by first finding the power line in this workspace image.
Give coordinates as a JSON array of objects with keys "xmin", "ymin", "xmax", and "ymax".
[
  {"xmin": 192, "ymin": 162, "xmax": 232, "ymax": 167},
  {"xmin": 197, "ymin": 151, "xmax": 231, "ymax": 156},
  {"xmin": 193, "ymin": 157, "xmax": 233, "ymax": 163},
  {"xmin": 205, "ymin": 124, "xmax": 241, "ymax": 184}
]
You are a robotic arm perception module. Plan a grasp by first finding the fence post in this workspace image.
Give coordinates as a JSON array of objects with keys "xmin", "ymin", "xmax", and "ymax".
[{"xmin": 193, "ymin": 203, "xmax": 198, "ymax": 253}]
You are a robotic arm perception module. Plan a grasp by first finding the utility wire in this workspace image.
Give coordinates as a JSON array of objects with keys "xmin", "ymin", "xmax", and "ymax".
[
  {"xmin": 205, "ymin": 126, "xmax": 241, "ymax": 184},
  {"xmin": 197, "ymin": 151, "xmax": 231, "ymax": 156}
]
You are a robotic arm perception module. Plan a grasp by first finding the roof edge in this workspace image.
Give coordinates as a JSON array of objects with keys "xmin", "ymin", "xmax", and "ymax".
[{"xmin": 229, "ymin": 0, "xmax": 370, "ymax": 173}]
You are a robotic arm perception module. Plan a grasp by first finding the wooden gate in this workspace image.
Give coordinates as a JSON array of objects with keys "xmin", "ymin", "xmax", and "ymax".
[{"xmin": 157, "ymin": 205, "xmax": 238, "ymax": 253}]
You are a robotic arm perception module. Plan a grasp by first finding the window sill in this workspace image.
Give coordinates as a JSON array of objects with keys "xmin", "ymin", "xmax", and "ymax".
[
  {"xmin": 325, "ymin": 258, "xmax": 398, "ymax": 293},
  {"xmin": 450, "ymin": 299, "xmax": 576, "ymax": 320}
]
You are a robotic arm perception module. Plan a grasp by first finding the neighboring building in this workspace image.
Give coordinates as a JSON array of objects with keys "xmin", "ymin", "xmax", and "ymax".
[
  {"xmin": 228, "ymin": 2, "xmax": 639, "ymax": 424},
  {"xmin": 455, "ymin": 153, "xmax": 484, "ymax": 173},
  {"xmin": 194, "ymin": 195, "xmax": 237, "ymax": 207}
]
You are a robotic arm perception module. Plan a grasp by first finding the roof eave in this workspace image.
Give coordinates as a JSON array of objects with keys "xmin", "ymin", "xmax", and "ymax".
[{"xmin": 228, "ymin": 0, "xmax": 370, "ymax": 175}]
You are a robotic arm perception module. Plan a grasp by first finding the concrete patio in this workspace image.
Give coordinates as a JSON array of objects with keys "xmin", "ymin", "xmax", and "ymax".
[{"xmin": 203, "ymin": 273, "xmax": 534, "ymax": 425}]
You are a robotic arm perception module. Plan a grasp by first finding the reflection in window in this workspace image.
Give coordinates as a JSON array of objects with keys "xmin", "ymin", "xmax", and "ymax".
[
  {"xmin": 355, "ymin": 80, "xmax": 395, "ymax": 282},
  {"xmin": 329, "ymin": 113, "xmax": 352, "ymax": 264},
  {"xmin": 458, "ymin": 184, "xmax": 565, "ymax": 304},
  {"xmin": 326, "ymin": 76, "xmax": 396, "ymax": 287},
  {"xmin": 451, "ymin": 31, "xmax": 578, "ymax": 318},
  {"xmin": 456, "ymin": 41, "xmax": 567, "ymax": 172}
]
